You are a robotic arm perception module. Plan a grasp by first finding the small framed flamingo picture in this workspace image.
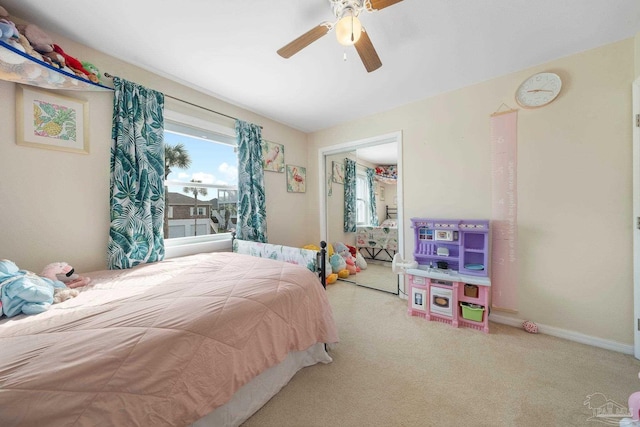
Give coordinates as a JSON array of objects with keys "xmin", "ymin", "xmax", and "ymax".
[
  {"xmin": 261, "ymin": 140, "xmax": 284, "ymax": 172},
  {"xmin": 332, "ymin": 161, "xmax": 345, "ymax": 184},
  {"xmin": 286, "ymin": 164, "xmax": 306, "ymax": 193}
]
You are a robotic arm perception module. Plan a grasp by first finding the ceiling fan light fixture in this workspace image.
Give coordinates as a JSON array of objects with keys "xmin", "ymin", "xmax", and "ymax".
[{"xmin": 335, "ymin": 10, "xmax": 362, "ymax": 46}]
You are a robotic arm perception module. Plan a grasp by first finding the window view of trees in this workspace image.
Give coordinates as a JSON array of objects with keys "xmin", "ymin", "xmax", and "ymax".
[
  {"xmin": 164, "ymin": 143, "xmax": 191, "ymax": 238},
  {"xmin": 163, "ymin": 126, "xmax": 238, "ymax": 240}
]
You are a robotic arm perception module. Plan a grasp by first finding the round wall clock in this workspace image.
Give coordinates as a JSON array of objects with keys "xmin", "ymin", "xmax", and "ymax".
[{"xmin": 515, "ymin": 72, "xmax": 562, "ymax": 108}]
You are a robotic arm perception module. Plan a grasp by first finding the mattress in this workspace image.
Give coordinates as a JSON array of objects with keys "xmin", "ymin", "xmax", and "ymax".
[{"xmin": 0, "ymin": 252, "xmax": 338, "ymax": 426}]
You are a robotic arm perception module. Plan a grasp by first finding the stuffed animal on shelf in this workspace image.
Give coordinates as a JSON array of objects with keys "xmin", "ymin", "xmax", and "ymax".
[
  {"xmin": 16, "ymin": 33, "xmax": 43, "ymax": 60},
  {"xmin": 52, "ymin": 44, "xmax": 98, "ymax": 82},
  {"xmin": 41, "ymin": 262, "xmax": 91, "ymax": 289},
  {"xmin": 16, "ymin": 22, "xmax": 54, "ymax": 53},
  {"xmin": 16, "ymin": 23, "xmax": 72, "ymax": 72},
  {"xmin": 81, "ymin": 60, "xmax": 102, "ymax": 84},
  {"xmin": 5, "ymin": 9, "xmax": 98, "ymax": 83},
  {"xmin": 0, "ymin": 6, "xmax": 42, "ymax": 69},
  {"xmin": 0, "ymin": 16, "xmax": 26, "ymax": 55},
  {"xmin": 0, "ymin": 18, "xmax": 18, "ymax": 42}
]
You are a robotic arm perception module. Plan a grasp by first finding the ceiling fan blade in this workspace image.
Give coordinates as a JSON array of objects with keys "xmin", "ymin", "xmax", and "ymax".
[
  {"xmin": 277, "ymin": 23, "xmax": 331, "ymax": 58},
  {"xmin": 368, "ymin": 0, "xmax": 404, "ymax": 11},
  {"xmin": 354, "ymin": 29, "xmax": 382, "ymax": 73}
]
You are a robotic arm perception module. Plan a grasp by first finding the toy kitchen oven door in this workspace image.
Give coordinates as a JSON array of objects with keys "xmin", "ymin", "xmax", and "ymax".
[{"xmin": 430, "ymin": 286, "xmax": 453, "ymax": 317}]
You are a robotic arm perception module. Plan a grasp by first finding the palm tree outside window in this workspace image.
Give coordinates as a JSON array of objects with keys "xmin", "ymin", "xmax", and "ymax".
[{"xmin": 163, "ymin": 112, "xmax": 239, "ymax": 240}]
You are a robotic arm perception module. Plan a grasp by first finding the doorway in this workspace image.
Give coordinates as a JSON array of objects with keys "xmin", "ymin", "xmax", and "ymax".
[{"xmin": 318, "ymin": 132, "xmax": 403, "ymax": 295}]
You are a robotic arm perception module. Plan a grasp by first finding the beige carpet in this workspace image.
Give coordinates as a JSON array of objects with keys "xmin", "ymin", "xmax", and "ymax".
[{"xmin": 242, "ymin": 281, "xmax": 640, "ymax": 427}]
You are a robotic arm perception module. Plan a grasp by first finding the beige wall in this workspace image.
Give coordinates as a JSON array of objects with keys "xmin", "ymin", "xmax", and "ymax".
[
  {"xmin": 636, "ymin": 32, "xmax": 640, "ymax": 78},
  {"xmin": 308, "ymin": 39, "xmax": 635, "ymax": 345},
  {"xmin": 0, "ymin": 30, "xmax": 310, "ymax": 273}
]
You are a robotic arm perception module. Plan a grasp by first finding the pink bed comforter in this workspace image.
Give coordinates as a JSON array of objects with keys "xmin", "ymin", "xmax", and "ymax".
[{"xmin": 0, "ymin": 252, "xmax": 338, "ymax": 426}]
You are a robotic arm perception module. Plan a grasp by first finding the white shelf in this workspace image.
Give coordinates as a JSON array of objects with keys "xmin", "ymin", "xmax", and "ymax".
[{"xmin": 0, "ymin": 40, "xmax": 112, "ymax": 91}]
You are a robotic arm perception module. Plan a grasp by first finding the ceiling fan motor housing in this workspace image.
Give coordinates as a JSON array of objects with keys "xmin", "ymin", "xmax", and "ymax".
[{"xmin": 331, "ymin": 0, "xmax": 368, "ymax": 19}]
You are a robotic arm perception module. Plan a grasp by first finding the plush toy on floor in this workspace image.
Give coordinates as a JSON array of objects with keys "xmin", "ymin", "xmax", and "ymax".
[
  {"xmin": 621, "ymin": 373, "xmax": 640, "ymax": 426},
  {"xmin": 333, "ymin": 242, "xmax": 361, "ymax": 275},
  {"xmin": 355, "ymin": 252, "xmax": 367, "ymax": 270},
  {"xmin": 301, "ymin": 244, "xmax": 334, "ymax": 284},
  {"xmin": 326, "ymin": 273, "xmax": 338, "ymax": 284},
  {"xmin": 522, "ymin": 320, "xmax": 538, "ymax": 334},
  {"xmin": 329, "ymin": 253, "xmax": 349, "ymax": 279}
]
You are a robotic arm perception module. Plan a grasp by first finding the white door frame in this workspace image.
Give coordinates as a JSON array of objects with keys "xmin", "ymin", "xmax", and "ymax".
[
  {"xmin": 318, "ymin": 131, "xmax": 405, "ymax": 295},
  {"xmin": 633, "ymin": 77, "xmax": 640, "ymax": 358}
]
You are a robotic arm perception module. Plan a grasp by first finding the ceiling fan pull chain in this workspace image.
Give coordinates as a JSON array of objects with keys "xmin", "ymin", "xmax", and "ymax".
[{"xmin": 351, "ymin": 15, "xmax": 355, "ymax": 42}]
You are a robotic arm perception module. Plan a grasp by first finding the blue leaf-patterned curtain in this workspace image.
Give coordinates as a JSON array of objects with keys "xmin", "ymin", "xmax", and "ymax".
[
  {"xmin": 367, "ymin": 168, "xmax": 379, "ymax": 226},
  {"xmin": 236, "ymin": 120, "xmax": 267, "ymax": 242},
  {"xmin": 108, "ymin": 77, "xmax": 165, "ymax": 269},
  {"xmin": 344, "ymin": 158, "xmax": 356, "ymax": 232}
]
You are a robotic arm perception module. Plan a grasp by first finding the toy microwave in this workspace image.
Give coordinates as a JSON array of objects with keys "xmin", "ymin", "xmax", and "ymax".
[{"xmin": 434, "ymin": 230, "xmax": 457, "ymax": 241}]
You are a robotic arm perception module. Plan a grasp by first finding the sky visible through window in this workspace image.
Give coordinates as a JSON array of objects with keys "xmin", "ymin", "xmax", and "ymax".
[{"xmin": 164, "ymin": 131, "xmax": 238, "ymax": 198}]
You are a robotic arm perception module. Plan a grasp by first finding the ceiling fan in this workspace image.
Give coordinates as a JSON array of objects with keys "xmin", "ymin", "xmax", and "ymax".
[{"xmin": 277, "ymin": 0, "xmax": 404, "ymax": 73}]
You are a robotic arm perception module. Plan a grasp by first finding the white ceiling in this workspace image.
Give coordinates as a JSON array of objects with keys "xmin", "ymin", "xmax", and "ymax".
[
  {"xmin": 357, "ymin": 143, "xmax": 397, "ymax": 165},
  {"xmin": 3, "ymin": 1, "xmax": 640, "ymax": 133}
]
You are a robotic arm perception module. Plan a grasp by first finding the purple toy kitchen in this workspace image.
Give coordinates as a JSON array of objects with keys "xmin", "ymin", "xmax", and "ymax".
[{"xmin": 407, "ymin": 218, "xmax": 491, "ymax": 333}]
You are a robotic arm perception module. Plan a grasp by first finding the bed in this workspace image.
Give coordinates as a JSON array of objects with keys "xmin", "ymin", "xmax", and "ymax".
[
  {"xmin": 0, "ymin": 240, "xmax": 338, "ymax": 427},
  {"xmin": 356, "ymin": 206, "xmax": 399, "ymax": 262}
]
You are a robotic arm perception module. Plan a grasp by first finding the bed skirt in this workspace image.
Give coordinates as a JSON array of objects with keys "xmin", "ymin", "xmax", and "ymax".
[{"xmin": 192, "ymin": 343, "xmax": 332, "ymax": 427}]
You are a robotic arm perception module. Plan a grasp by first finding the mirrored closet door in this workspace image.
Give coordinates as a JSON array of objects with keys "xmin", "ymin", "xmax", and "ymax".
[
  {"xmin": 325, "ymin": 151, "xmax": 358, "ymax": 285},
  {"xmin": 323, "ymin": 139, "xmax": 401, "ymax": 294},
  {"xmin": 352, "ymin": 145, "xmax": 399, "ymax": 294}
]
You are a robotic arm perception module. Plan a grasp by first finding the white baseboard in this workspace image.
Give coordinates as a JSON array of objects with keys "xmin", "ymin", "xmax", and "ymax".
[{"xmin": 489, "ymin": 313, "xmax": 634, "ymax": 355}]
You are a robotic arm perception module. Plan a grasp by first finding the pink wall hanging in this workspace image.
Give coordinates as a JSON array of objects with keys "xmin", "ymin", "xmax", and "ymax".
[{"xmin": 490, "ymin": 109, "xmax": 518, "ymax": 312}]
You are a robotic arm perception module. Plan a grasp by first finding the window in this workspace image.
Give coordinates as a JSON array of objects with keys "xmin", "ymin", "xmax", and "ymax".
[
  {"xmin": 356, "ymin": 171, "xmax": 370, "ymax": 225},
  {"xmin": 190, "ymin": 206, "xmax": 207, "ymax": 217},
  {"xmin": 163, "ymin": 110, "xmax": 238, "ymax": 241}
]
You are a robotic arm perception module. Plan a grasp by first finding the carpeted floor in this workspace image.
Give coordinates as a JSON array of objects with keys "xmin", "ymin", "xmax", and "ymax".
[{"xmin": 242, "ymin": 281, "xmax": 640, "ymax": 427}]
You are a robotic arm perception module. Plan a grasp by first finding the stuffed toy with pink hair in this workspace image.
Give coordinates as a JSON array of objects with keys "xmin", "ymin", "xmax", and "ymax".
[{"xmin": 41, "ymin": 262, "xmax": 90, "ymax": 289}]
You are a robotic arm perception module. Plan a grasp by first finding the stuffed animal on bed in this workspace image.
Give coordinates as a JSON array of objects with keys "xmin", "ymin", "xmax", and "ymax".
[
  {"xmin": 0, "ymin": 259, "xmax": 70, "ymax": 317},
  {"xmin": 41, "ymin": 262, "xmax": 91, "ymax": 289}
]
